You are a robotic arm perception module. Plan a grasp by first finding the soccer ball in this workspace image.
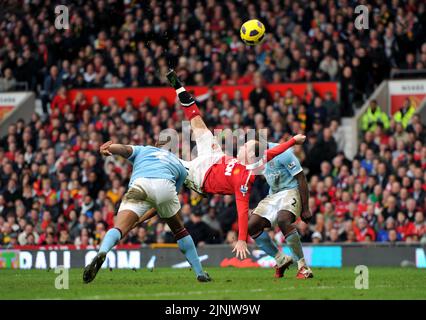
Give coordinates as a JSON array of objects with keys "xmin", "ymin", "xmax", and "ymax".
[{"xmin": 240, "ymin": 19, "xmax": 266, "ymax": 46}]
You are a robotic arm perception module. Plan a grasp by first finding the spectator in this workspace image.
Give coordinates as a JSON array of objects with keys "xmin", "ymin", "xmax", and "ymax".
[
  {"xmin": 18, "ymin": 224, "xmax": 40, "ymax": 245},
  {"xmin": 412, "ymin": 179, "xmax": 425, "ymax": 206},
  {"xmin": 413, "ymin": 211, "xmax": 426, "ymax": 241},
  {"xmin": 128, "ymin": 226, "xmax": 155, "ymax": 245},
  {"xmin": 58, "ymin": 230, "xmax": 72, "ymax": 245},
  {"xmin": 41, "ymin": 65, "xmax": 62, "ymax": 115},
  {"xmin": 306, "ymin": 128, "xmax": 337, "ymax": 175},
  {"xmin": 377, "ymin": 217, "xmax": 398, "ymax": 242},
  {"xmin": 185, "ymin": 212, "xmax": 219, "ymax": 246},
  {"xmin": 74, "ymin": 228, "xmax": 93, "ymax": 246},
  {"xmin": 381, "ymin": 196, "xmax": 399, "ymax": 219},
  {"xmin": 339, "ymin": 66, "xmax": 355, "ymax": 117},
  {"xmin": 216, "ymin": 195, "xmax": 237, "ymax": 235},
  {"xmin": 0, "ymin": 223, "xmax": 13, "ymax": 246},
  {"xmin": 354, "ymin": 218, "xmax": 376, "ymax": 242},
  {"xmin": 202, "ymin": 208, "xmax": 223, "ymax": 239},
  {"xmin": 361, "ymin": 100, "xmax": 390, "ymax": 132},
  {"xmin": 25, "ymin": 233, "xmax": 37, "ymax": 246},
  {"xmin": 249, "ymin": 74, "xmax": 271, "ymax": 112},
  {"xmin": 327, "ymin": 228, "xmax": 341, "ymax": 243},
  {"xmin": 393, "ymin": 98, "xmax": 416, "ymax": 129},
  {"xmin": 323, "ymin": 91, "xmax": 340, "ymax": 121},
  {"xmin": 388, "ymin": 229, "xmax": 401, "ymax": 243},
  {"xmin": 307, "ymin": 97, "xmax": 327, "ymax": 129},
  {"xmin": 50, "ymin": 86, "xmax": 70, "ymax": 114},
  {"xmin": 0, "ymin": 68, "xmax": 17, "ymax": 91},
  {"xmin": 3, "ymin": 179, "xmax": 21, "ymax": 205},
  {"xmin": 329, "ymin": 120, "xmax": 345, "ymax": 153},
  {"xmin": 319, "ymin": 55, "xmax": 338, "ymax": 80},
  {"xmin": 311, "ymin": 231, "xmax": 322, "ymax": 244},
  {"xmin": 395, "ymin": 212, "xmax": 416, "ymax": 241}
]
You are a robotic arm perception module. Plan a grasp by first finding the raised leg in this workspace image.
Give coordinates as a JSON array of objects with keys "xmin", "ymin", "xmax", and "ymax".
[{"xmin": 166, "ymin": 69, "xmax": 210, "ymax": 140}]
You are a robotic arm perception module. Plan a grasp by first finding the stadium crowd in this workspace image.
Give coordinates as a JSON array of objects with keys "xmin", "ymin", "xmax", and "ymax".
[
  {"xmin": 0, "ymin": 0, "xmax": 425, "ymax": 248},
  {"xmin": 0, "ymin": 85, "xmax": 425, "ymax": 248},
  {"xmin": 0, "ymin": 0, "xmax": 425, "ymax": 115}
]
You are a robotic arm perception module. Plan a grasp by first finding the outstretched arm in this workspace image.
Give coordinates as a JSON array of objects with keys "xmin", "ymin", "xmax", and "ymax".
[
  {"xmin": 265, "ymin": 134, "xmax": 306, "ymax": 162},
  {"xmin": 100, "ymin": 141, "xmax": 133, "ymax": 158},
  {"xmin": 232, "ymin": 196, "xmax": 251, "ymax": 260},
  {"xmin": 246, "ymin": 134, "xmax": 306, "ymax": 170}
]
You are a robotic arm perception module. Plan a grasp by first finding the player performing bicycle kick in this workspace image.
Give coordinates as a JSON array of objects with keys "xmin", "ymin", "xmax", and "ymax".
[{"xmin": 165, "ymin": 70, "xmax": 306, "ymax": 260}]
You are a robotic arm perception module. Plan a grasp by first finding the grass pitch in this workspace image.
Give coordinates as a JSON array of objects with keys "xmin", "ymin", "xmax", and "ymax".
[{"xmin": 0, "ymin": 267, "xmax": 424, "ymax": 300}]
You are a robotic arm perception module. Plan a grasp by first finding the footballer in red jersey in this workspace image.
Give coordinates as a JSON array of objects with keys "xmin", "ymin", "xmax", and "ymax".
[{"xmin": 166, "ymin": 70, "xmax": 306, "ymax": 259}]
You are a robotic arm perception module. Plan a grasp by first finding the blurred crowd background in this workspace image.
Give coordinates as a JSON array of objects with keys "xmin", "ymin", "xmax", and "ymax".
[{"xmin": 0, "ymin": 0, "xmax": 425, "ymax": 248}]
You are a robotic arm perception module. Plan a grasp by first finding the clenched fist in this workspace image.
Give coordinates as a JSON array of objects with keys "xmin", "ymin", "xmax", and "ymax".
[
  {"xmin": 294, "ymin": 134, "xmax": 306, "ymax": 145},
  {"xmin": 100, "ymin": 141, "xmax": 113, "ymax": 156}
]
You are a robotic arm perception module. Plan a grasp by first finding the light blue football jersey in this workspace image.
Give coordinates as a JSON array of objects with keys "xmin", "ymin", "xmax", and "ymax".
[
  {"xmin": 127, "ymin": 145, "xmax": 188, "ymax": 192},
  {"xmin": 263, "ymin": 143, "xmax": 303, "ymax": 194}
]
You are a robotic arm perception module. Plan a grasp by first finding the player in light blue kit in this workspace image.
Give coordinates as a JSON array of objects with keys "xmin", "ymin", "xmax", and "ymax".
[
  {"xmin": 248, "ymin": 139, "xmax": 314, "ymax": 279},
  {"xmin": 83, "ymin": 140, "xmax": 211, "ymax": 283}
]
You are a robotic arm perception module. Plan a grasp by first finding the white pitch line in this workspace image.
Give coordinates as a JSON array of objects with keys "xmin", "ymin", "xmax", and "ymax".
[
  {"xmin": 32, "ymin": 285, "xmax": 377, "ymax": 300},
  {"xmin": 31, "ymin": 283, "xmax": 416, "ymax": 300}
]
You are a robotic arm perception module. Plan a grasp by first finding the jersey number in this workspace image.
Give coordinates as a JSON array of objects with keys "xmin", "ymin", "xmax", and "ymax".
[{"xmin": 291, "ymin": 198, "xmax": 296, "ymax": 207}]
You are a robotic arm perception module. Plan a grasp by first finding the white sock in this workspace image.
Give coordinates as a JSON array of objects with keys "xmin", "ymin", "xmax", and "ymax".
[
  {"xmin": 275, "ymin": 251, "xmax": 285, "ymax": 264},
  {"xmin": 297, "ymin": 258, "xmax": 307, "ymax": 270},
  {"xmin": 275, "ymin": 252, "xmax": 292, "ymax": 267}
]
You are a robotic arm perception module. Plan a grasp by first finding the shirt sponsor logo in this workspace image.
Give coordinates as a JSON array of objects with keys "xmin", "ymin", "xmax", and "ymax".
[{"xmin": 225, "ymin": 159, "xmax": 238, "ymax": 176}]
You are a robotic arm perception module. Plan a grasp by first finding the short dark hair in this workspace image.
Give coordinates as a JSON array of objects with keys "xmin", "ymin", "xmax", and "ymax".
[{"xmin": 155, "ymin": 135, "xmax": 172, "ymax": 148}]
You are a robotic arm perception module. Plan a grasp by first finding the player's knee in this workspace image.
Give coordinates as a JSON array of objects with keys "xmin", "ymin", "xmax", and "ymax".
[
  {"xmin": 248, "ymin": 222, "xmax": 260, "ymax": 238},
  {"xmin": 116, "ymin": 209, "xmax": 139, "ymax": 231},
  {"xmin": 277, "ymin": 210, "xmax": 294, "ymax": 231},
  {"xmin": 248, "ymin": 215, "xmax": 267, "ymax": 238}
]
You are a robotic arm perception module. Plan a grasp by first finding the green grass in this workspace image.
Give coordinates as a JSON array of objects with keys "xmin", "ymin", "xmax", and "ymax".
[{"xmin": 0, "ymin": 267, "xmax": 425, "ymax": 300}]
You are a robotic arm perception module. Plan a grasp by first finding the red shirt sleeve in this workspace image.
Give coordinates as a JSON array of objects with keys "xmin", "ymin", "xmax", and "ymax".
[
  {"xmin": 235, "ymin": 195, "xmax": 249, "ymax": 241},
  {"xmin": 265, "ymin": 137, "xmax": 296, "ymax": 162},
  {"xmin": 233, "ymin": 170, "xmax": 254, "ymax": 241}
]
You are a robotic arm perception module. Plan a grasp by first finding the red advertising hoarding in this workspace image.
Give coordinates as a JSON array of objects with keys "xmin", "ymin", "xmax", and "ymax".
[{"xmin": 68, "ymin": 82, "xmax": 338, "ymax": 108}]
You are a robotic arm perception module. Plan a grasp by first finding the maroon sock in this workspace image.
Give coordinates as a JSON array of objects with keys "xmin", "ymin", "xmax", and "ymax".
[{"xmin": 174, "ymin": 228, "xmax": 190, "ymax": 240}]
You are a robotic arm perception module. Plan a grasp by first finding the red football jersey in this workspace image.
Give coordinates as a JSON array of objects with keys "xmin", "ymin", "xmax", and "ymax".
[{"xmin": 202, "ymin": 155, "xmax": 256, "ymax": 241}]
